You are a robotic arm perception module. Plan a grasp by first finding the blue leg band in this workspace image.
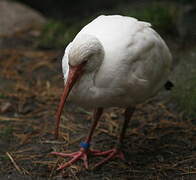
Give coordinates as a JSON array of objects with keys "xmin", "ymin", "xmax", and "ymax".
[{"xmin": 80, "ymin": 142, "xmax": 90, "ymax": 149}]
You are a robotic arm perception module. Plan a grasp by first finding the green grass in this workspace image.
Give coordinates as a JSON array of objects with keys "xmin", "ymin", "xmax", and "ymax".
[
  {"xmin": 36, "ymin": 2, "xmax": 178, "ymax": 49},
  {"xmin": 173, "ymin": 78, "xmax": 196, "ymax": 118},
  {"xmin": 171, "ymin": 53, "xmax": 196, "ymax": 118},
  {"xmin": 37, "ymin": 18, "xmax": 92, "ymax": 49},
  {"xmin": 0, "ymin": 154, "xmax": 9, "ymax": 161},
  {"xmin": 0, "ymin": 93, "xmax": 7, "ymax": 99},
  {"xmin": 117, "ymin": 2, "xmax": 177, "ymax": 35}
]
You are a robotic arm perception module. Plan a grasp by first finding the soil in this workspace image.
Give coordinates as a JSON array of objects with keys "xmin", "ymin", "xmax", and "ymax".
[{"xmin": 0, "ymin": 32, "xmax": 195, "ymax": 180}]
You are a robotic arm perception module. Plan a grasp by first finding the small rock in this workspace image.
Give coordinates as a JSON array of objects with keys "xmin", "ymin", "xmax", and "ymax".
[
  {"xmin": 0, "ymin": 0, "xmax": 46, "ymax": 36},
  {"xmin": 156, "ymin": 155, "xmax": 164, "ymax": 162},
  {"xmin": 110, "ymin": 112, "xmax": 118, "ymax": 119},
  {"xmin": 0, "ymin": 102, "xmax": 12, "ymax": 113}
]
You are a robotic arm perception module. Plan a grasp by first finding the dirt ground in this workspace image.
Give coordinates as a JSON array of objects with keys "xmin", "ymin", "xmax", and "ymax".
[{"xmin": 0, "ymin": 34, "xmax": 196, "ymax": 180}]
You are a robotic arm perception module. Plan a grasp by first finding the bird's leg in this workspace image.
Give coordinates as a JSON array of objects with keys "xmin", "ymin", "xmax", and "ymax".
[
  {"xmin": 85, "ymin": 107, "xmax": 103, "ymax": 143},
  {"xmin": 51, "ymin": 108, "xmax": 103, "ymax": 170},
  {"xmin": 117, "ymin": 107, "xmax": 136, "ymax": 148},
  {"xmin": 93, "ymin": 107, "xmax": 136, "ymax": 168}
]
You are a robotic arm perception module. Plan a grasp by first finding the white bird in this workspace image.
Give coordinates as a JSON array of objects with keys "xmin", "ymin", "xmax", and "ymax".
[{"xmin": 51, "ymin": 15, "xmax": 172, "ymax": 170}]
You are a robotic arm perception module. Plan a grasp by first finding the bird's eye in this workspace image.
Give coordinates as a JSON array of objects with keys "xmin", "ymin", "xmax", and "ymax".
[{"xmin": 86, "ymin": 54, "xmax": 93, "ymax": 61}]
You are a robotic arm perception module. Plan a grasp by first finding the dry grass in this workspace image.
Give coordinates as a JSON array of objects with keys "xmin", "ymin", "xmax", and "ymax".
[{"xmin": 0, "ymin": 47, "xmax": 195, "ymax": 180}]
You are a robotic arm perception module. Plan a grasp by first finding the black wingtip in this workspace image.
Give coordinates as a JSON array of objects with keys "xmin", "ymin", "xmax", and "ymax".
[{"xmin": 164, "ymin": 80, "xmax": 174, "ymax": 90}]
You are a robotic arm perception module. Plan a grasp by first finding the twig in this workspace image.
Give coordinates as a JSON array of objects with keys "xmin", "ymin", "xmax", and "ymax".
[
  {"xmin": 21, "ymin": 167, "xmax": 31, "ymax": 175},
  {"xmin": 0, "ymin": 116, "xmax": 24, "ymax": 121},
  {"xmin": 6, "ymin": 152, "xmax": 23, "ymax": 174},
  {"xmin": 32, "ymin": 161, "xmax": 56, "ymax": 165},
  {"xmin": 173, "ymin": 157, "xmax": 196, "ymax": 167},
  {"xmin": 40, "ymin": 140, "xmax": 67, "ymax": 145},
  {"xmin": 68, "ymin": 135, "xmax": 86, "ymax": 145},
  {"xmin": 181, "ymin": 171, "xmax": 196, "ymax": 175},
  {"xmin": 49, "ymin": 158, "xmax": 61, "ymax": 178}
]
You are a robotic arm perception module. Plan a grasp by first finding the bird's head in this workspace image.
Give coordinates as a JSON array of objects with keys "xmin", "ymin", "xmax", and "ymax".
[
  {"xmin": 68, "ymin": 34, "xmax": 104, "ymax": 71},
  {"xmin": 55, "ymin": 34, "xmax": 104, "ymax": 138}
]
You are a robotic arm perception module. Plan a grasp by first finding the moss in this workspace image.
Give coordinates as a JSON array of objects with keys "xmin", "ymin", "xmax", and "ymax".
[
  {"xmin": 118, "ymin": 2, "xmax": 176, "ymax": 35},
  {"xmin": 173, "ymin": 79, "xmax": 196, "ymax": 118},
  {"xmin": 36, "ymin": 2, "xmax": 179, "ymax": 49},
  {"xmin": 171, "ymin": 53, "xmax": 196, "ymax": 118},
  {"xmin": 0, "ymin": 154, "xmax": 9, "ymax": 161},
  {"xmin": 0, "ymin": 93, "xmax": 7, "ymax": 99},
  {"xmin": 37, "ymin": 20, "xmax": 71, "ymax": 49},
  {"xmin": 36, "ymin": 18, "xmax": 92, "ymax": 49}
]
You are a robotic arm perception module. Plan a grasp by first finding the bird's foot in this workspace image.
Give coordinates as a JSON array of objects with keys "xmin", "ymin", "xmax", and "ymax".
[
  {"xmin": 93, "ymin": 148, "xmax": 125, "ymax": 168},
  {"xmin": 51, "ymin": 142, "xmax": 101, "ymax": 170},
  {"xmin": 51, "ymin": 142, "xmax": 125, "ymax": 170}
]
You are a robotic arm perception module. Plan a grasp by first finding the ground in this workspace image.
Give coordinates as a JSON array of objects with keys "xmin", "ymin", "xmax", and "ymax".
[{"xmin": 0, "ymin": 33, "xmax": 196, "ymax": 180}]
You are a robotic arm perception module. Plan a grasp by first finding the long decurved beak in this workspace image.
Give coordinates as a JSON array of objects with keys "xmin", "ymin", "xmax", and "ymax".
[{"xmin": 55, "ymin": 63, "xmax": 85, "ymax": 138}]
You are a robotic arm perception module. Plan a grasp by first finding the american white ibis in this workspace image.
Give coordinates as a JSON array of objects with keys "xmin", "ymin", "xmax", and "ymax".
[{"xmin": 51, "ymin": 15, "xmax": 172, "ymax": 170}]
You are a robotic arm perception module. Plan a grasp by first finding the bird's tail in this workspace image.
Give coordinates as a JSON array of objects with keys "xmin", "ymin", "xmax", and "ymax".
[{"xmin": 164, "ymin": 80, "xmax": 174, "ymax": 90}]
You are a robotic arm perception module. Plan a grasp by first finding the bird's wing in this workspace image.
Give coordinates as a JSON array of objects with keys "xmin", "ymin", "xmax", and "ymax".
[
  {"xmin": 126, "ymin": 26, "xmax": 172, "ymax": 96},
  {"xmin": 91, "ymin": 16, "xmax": 172, "ymax": 95},
  {"xmin": 62, "ymin": 42, "xmax": 72, "ymax": 83}
]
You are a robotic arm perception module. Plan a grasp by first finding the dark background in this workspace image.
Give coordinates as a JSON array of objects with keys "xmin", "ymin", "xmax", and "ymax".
[{"xmin": 0, "ymin": 0, "xmax": 196, "ymax": 179}]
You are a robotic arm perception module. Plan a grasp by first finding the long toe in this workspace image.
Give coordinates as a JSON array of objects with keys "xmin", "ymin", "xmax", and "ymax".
[
  {"xmin": 57, "ymin": 154, "xmax": 81, "ymax": 170},
  {"xmin": 51, "ymin": 150, "xmax": 89, "ymax": 170},
  {"xmin": 51, "ymin": 148, "xmax": 125, "ymax": 170},
  {"xmin": 93, "ymin": 148, "xmax": 125, "ymax": 168},
  {"xmin": 51, "ymin": 151, "xmax": 79, "ymax": 157}
]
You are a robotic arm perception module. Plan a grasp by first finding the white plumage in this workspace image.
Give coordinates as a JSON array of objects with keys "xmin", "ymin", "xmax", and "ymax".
[
  {"xmin": 62, "ymin": 15, "xmax": 172, "ymax": 108},
  {"xmin": 52, "ymin": 15, "xmax": 172, "ymax": 170}
]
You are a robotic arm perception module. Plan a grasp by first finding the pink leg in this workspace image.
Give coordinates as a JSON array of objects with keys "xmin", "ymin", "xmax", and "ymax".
[
  {"xmin": 94, "ymin": 148, "xmax": 125, "ymax": 168},
  {"xmin": 51, "ymin": 148, "xmax": 100, "ymax": 170},
  {"xmin": 51, "ymin": 108, "xmax": 103, "ymax": 170},
  {"xmin": 51, "ymin": 147, "xmax": 125, "ymax": 170},
  {"xmin": 93, "ymin": 107, "xmax": 136, "ymax": 168},
  {"xmin": 52, "ymin": 107, "xmax": 136, "ymax": 170}
]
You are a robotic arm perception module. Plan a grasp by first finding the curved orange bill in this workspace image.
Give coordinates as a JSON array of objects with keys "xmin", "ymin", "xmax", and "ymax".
[{"xmin": 55, "ymin": 63, "xmax": 85, "ymax": 139}]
